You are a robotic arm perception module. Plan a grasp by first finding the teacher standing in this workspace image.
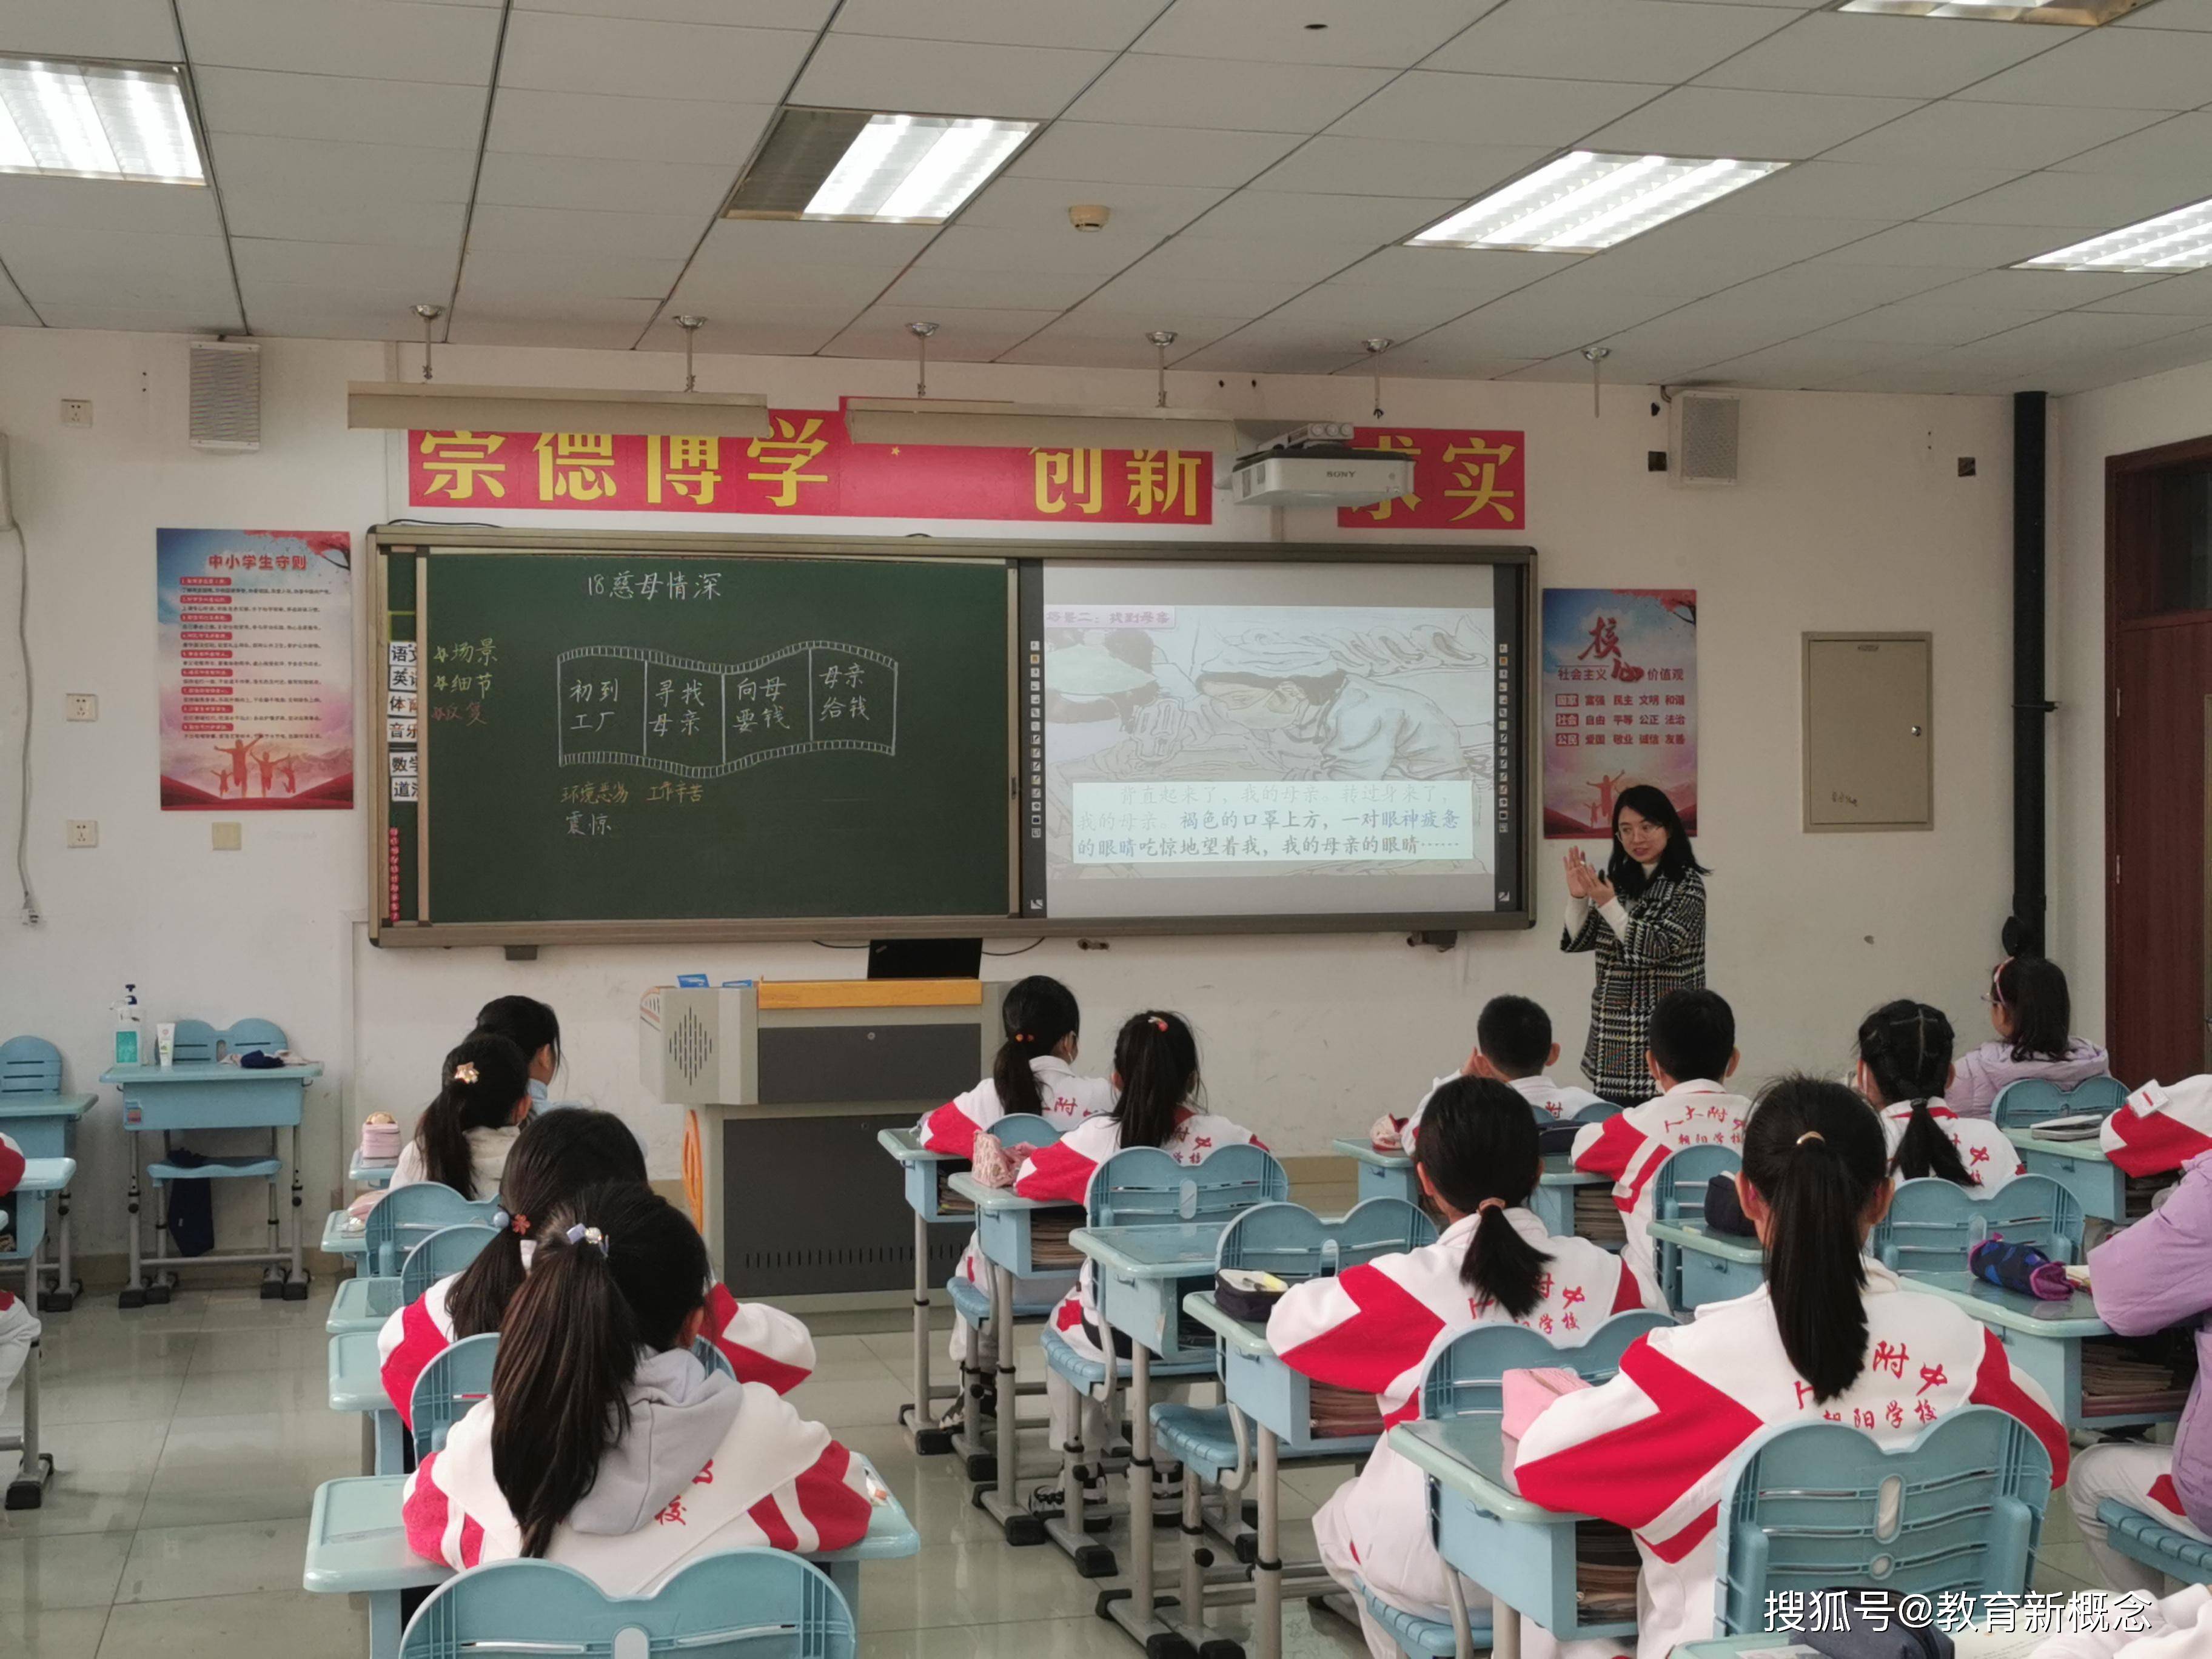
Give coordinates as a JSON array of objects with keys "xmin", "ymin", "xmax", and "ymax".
[{"xmin": 1560, "ymin": 784, "xmax": 1708, "ymax": 1105}]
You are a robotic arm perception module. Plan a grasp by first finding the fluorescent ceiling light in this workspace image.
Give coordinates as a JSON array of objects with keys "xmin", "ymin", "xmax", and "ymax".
[
  {"xmin": 725, "ymin": 107, "xmax": 1034, "ymax": 226},
  {"xmin": 1834, "ymin": 0, "xmax": 2147, "ymax": 21},
  {"xmin": 0, "ymin": 55, "xmax": 203, "ymax": 185},
  {"xmin": 2017, "ymin": 196, "xmax": 2212, "ymax": 273},
  {"xmin": 1408, "ymin": 151, "xmax": 1787, "ymax": 254},
  {"xmin": 347, "ymin": 383, "xmax": 771, "ymax": 439},
  {"xmin": 843, "ymin": 398, "xmax": 1238, "ymax": 452}
]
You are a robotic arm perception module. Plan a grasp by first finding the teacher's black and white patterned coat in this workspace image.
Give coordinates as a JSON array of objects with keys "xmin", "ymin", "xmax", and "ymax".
[{"xmin": 1561, "ymin": 867, "xmax": 1708, "ymax": 1104}]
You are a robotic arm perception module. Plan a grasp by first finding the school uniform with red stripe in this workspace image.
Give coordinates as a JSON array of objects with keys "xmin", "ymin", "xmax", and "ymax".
[
  {"xmin": 1877, "ymin": 1099, "xmax": 2025, "ymax": 1191},
  {"xmin": 1512, "ymin": 1261, "xmax": 2070, "ymax": 1659},
  {"xmin": 1268, "ymin": 1207, "xmax": 1651, "ymax": 1627},
  {"xmin": 1570, "ymin": 1079, "xmax": 1752, "ymax": 1301},
  {"xmin": 2102, "ymin": 1078, "xmax": 2212, "ymax": 1178},
  {"xmin": 403, "ymin": 1347, "xmax": 873, "ymax": 1595}
]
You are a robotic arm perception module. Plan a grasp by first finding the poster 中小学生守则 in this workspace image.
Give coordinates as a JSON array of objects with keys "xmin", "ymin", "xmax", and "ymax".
[
  {"xmin": 1541, "ymin": 588, "xmax": 1696, "ymax": 839},
  {"xmin": 158, "ymin": 528, "xmax": 354, "ymax": 810}
]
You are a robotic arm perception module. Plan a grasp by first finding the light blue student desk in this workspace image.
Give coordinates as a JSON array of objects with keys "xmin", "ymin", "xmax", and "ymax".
[
  {"xmin": 329, "ymin": 1329, "xmax": 404, "ymax": 1475},
  {"xmin": 877, "ymin": 1125, "xmax": 968, "ymax": 1457},
  {"xmin": 1646, "ymin": 1218, "xmax": 1765, "ymax": 1312},
  {"xmin": 0, "ymin": 1078, "xmax": 92, "ymax": 1312},
  {"xmin": 321, "ymin": 1208, "xmax": 371, "ymax": 1266},
  {"xmin": 1332, "ymin": 1138, "xmax": 1419, "ymax": 1206},
  {"xmin": 102, "ymin": 1033, "xmax": 323, "ymax": 1305},
  {"xmin": 2004, "ymin": 1128, "xmax": 2131, "ymax": 1224},
  {"xmin": 3, "ymin": 1156, "xmax": 76, "ymax": 1509},
  {"xmin": 302, "ymin": 1458, "xmax": 920, "ymax": 1659},
  {"xmin": 1898, "ymin": 1272, "xmax": 2180, "ymax": 1431},
  {"xmin": 349, "ymin": 1148, "xmax": 398, "ymax": 1190},
  {"xmin": 1389, "ymin": 1415, "xmax": 1645, "ymax": 1659}
]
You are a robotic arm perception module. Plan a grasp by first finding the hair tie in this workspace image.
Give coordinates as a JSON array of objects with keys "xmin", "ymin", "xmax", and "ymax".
[
  {"xmin": 1013, "ymin": 1031, "xmax": 1033, "ymax": 1044},
  {"xmin": 1796, "ymin": 1131, "xmax": 1825, "ymax": 1147},
  {"xmin": 452, "ymin": 1061, "xmax": 480, "ymax": 1085},
  {"xmin": 1150, "ymin": 1016, "xmax": 1168, "ymax": 1032},
  {"xmin": 1475, "ymin": 1198, "xmax": 1507, "ymax": 1216},
  {"xmin": 509, "ymin": 1211, "xmax": 530, "ymax": 1236},
  {"xmin": 564, "ymin": 1222, "xmax": 610, "ymax": 1255}
]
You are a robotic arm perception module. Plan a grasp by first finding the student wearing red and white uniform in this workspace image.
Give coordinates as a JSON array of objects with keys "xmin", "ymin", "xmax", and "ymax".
[
  {"xmin": 1857, "ymin": 999, "xmax": 2023, "ymax": 1194},
  {"xmin": 1014, "ymin": 1010, "xmax": 1262, "ymax": 1500},
  {"xmin": 1271, "ymin": 1076, "xmax": 1651, "ymax": 1659},
  {"xmin": 1399, "ymin": 996, "xmax": 1607, "ymax": 1155},
  {"xmin": 403, "ymin": 1182, "xmax": 871, "ymax": 1589},
  {"xmin": 915, "ymin": 976, "xmax": 1115, "ymax": 1379},
  {"xmin": 1569, "ymin": 989, "xmax": 1752, "ymax": 1302},
  {"xmin": 387, "ymin": 1034, "xmax": 532, "ymax": 1199},
  {"xmin": 0, "ymin": 1131, "xmax": 35, "ymax": 1402},
  {"xmin": 1515, "ymin": 1079, "xmax": 2070, "ymax": 1659},
  {"xmin": 380, "ymin": 1109, "xmax": 811, "ymax": 1426},
  {"xmin": 2101, "ymin": 1076, "xmax": 2212, "ymax": 1178}
]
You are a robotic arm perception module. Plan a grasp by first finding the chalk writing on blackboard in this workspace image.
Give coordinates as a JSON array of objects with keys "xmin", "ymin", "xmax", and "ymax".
[{"xmin": 554, "ymin": 641, "xmax": 899, "ymax": 778}]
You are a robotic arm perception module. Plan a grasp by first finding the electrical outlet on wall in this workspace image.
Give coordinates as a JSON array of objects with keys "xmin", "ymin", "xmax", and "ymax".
[
  {"xmin": 65, "ymin": 692, "xmax": 97, "ymax": 721},
  {"xmin": 65, "ymin": 820, "xmax": 97, "ymax": 848},
  {"xmin": 59, "ymin": 399, "xmax": 92, "ymax": 427}
]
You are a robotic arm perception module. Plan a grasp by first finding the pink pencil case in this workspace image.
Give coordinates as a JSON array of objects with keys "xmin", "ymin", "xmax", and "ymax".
[{"xmin": 1502, "ymin": 1366, "xmax": 1590, "ymax": 1441}]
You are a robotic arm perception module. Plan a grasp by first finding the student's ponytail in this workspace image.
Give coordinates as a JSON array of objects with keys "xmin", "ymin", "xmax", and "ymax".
[
  {"xmin": 489, "ymin": 1181, "xmax": 710, "ymax": 1558},
  {"xmin": 1414, "ymin": 1076, "xmax": 1551, "ymax": 1317},
  {"xmin": 415, "ymin": 1033, "xmax": 532, "ymax": 1199},
  {"xmin": 1112, "ymin": 1010, "xmax": 1201, "ymax": 1150},
  {"xmin": 446, "ymin": 1108, "xmax": 646, "ymax": 1338},
  {"xmin": 992, "ymin": 976, "xmax": 1082, "ymax": 1117},
  {"xmin": 1892, "ymin": 1099, "xmax": 1972, "ymax": 1187},
  {"xmin": 1855, "ymin": 999, "xmax": 1968, "ymax": 1185},
  {"xmin": 1742, "ymin": 1077, "xmax": 1889, "ymax": 1403}
]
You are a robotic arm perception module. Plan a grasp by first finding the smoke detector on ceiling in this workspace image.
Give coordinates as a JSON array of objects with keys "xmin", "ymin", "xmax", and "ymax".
[{"xmin": 1068, "ymin": 204, "xmax": 1110, "ymax": 232}]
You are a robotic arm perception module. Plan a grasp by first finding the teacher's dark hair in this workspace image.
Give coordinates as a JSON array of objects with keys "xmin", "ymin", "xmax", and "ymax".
[
  {"xmin": 1607, "ymin": 783, "xmax": 1707, "ymax": 899},
  {"xmin": 1742, "ymin": 1076, "xmax": 1888, "ymax": 1403},
  {"xmin": 1414, "ymin": 1076, "xmax": 1551, "ymax": 1317}
]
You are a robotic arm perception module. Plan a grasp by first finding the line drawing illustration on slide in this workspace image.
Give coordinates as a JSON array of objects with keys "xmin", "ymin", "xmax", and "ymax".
[{"xmin": 555, "ymin": 640, "xmax": 899, "ymax": 777}]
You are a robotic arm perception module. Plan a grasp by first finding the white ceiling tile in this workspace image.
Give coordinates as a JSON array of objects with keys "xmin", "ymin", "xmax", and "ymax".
[
  {"xmin": 1585, "ymin": 87, "xmax": 1923, "ymax": 159},
  {"xmin": 1075, "ymin": 269, "xmax": 1307, "ymax": 317},
  {"xmin": 1823, "ymin": 221, "xmax": 2080, "ymax": 267},
  {"xmin": 1258, "ymin": 284, "xmax": 1482, "ymax": 338},
  {"xmin": 1695, "ymin": 161, "xmax": 2024, "ymax": 221},
  {"xmin": 643, "ymin": 306, "xmax": 856, "ymax": 357},
  {"xmin": 1133, "ymin": 1, "xmax": 1502, "ymax": 69},
  {"xmin": 1127, "ymin": 233, "xmax": 1384, "ymax": 286},
  {"xmin": 464, "ymin": 203, "xmax": 705, "ymax": 260},
  {"xmin": 6, "ymin": 229, "xmax": 238, "ymax": 309},
  {"xmin": 1695, "ymin": 336, "xmax": 1937, "ymax": 387},
  {"xmin": 1715, "ymin": 261, "xmax": 1963, "ymax": 311},
  {"xmin": 1326, "ymin": 244, "xmax": 1581, "ymax": 293},
  {"xmin": 823, "ymin": 304, "xmax": 1061, "ymax": 360},
  {"xmin": 1173, "ymin": 321, "xmax": 1374, "ymax": 374},
  {"xmin": 231, "ymin": 238, "xmax": 454, "ymax": 289},
  {"xmin": 671, "ymin": 261, "xmax": 894, "ymax": 311},
  {"xmin": 475, "ymin": 152, "xmax": 735, "ymax": 218},
  {"xmin": 247, "ymin": 303, "xmax": 428, "ymax": 341},
  {"xmin": 515, "ymin": 0, "xmax": 831, "ymax": 22},
  {"xmin": 192, "ymin": 67, "xmax": 487, "ymax": 147},
  {"xmin": 2051, "ymin": 113, "xmax": 2212, "ymax": 179},
  {"xmin": 2082, "ymin": 271, "xmax": 2212, "ymax": 315},
  {"xmin": 1329, "ymin": 72, "xmax": 1662, "ymax": 148},
  {"xmin": 877, "ymin": 267, "xmax": 1105, "ymax": 311},
  {"xmin": 1426, "ymin": 0, "xmax": 1798, "ymax": 84},
  {"xmin": 0, "ymin": 175, "xmax": 223, "ymax": 236},
  {"xmin": 692, "ymin": 218, "xmax": 936, "ymax": 270},
  {"xmin": 1903, "ymin": 267, "xmax": 2165, "ymax": 309},
  {"xmin": 221, "ymin": 192, "xmax": 468, "ymax": 247},
  {"xmin": 1009, "ymin": 123, "xmax": 1305, "ymax": 189},
  {"xmin": 209, "ymin": 133, "xmax": 477, "ymax": 202},
  {"xmin": 1955, "ymin": 26, "xmax": 2212, "ymax": 110},
  {"xmin": 240, "ymin": 275, "xmax": 443, "ymax": 320},
  {"xmin": 1067, "ymin": 55, "xmax": 1394, "ymax": 135},
  {"xmin": 998, "ymin": 318, "xmax": 1250, "ymax": 367},
  {"xmin": 1814, "ymin": 297, "xmax": 2048, "ymax": 343},
  {"xmin": 486, "ymin": 91, "xmax": 773, "ymax": 164},
  {"xmin": 446, "ymin": 307, "xmax": 664, "ymax": 351},
  {"xmin": 791, "ymin": 35, "xmax": 1114, "ymax": 119},
  {"xmin": 0, "ymin": 0, "xmax": 180, "ymax": 59},
  {"xmin": 1410, "ymin": 286, "xmax": 1684, "ymax": 359},
  {"xmin": 38, "ymin": 302, "xmax": 244, "ymax": 332},
  {"xmin": 907, "ymin": 224, "xmax": 1147, "ymax": 276},
  {"xmin": 458, "ymin": 250, "xmax": 685, "ymax": 300},
  {"xmin": 499, "ymin": 13, "xmax": 813, "ymax": 101},
  {"xmin": 1972, "ymin": 307, "xmax": 2204, "ymax": 353},
  {"xmin": 1362, "ymin": 354, "xmax": 1543, "ymax": 381},
  {"xmin": 2114, "ymin": 0, "xmax": 2212, "ymax": 25},
  {"xmin": 957, "ymin": 176, "xmax": 1228, "ymax": 240},
  {"xmin": 1589, "ymin": 212, "xmax": 1895, "ymax": 286},
  {"xmin": 1695, "ymin": 13, "xmax": 2061, "ymax": 98},
  {"xmin": 1928, "ymin": 172, "xmax": 2209, "ymax": 229},
  {"xmin": 0, "ymin": 275, "xmax": 41, "ymax": 329},
  {"xmin": 1594, "ymin": 307, "xmax": 1816, "ymax": 366},
  {"xmin": 1248, "ymin": 136, "xmax": 1552, "ymax": 199},
  {"xmin": 176, "ymin": 0, "xmax": 500, "ymax": 82},
  {"xmin": 1506, "ymin": 345, "xmax": 1713, "ymax": 385},
  {"xmin": 834, "ymin": 0, "xmax": 1162, "ymax": 50},
  {"xmin": 1181, "ymin": 190, "xmax": 1463, "ymax": 246},
  {"xmin": 1825, "ymin": 99, "xmax": 2165, "ymax": 169}
]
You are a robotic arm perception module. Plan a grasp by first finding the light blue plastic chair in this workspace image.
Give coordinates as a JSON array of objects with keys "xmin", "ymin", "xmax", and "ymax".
[
  {"xmin": 1216, "ymin": 1195, "xmax": 1435, "ymax": 1282},
  {"xmin": 1874, "ymin": 1174, "xmax": 2080, "ymax": 1278},
  {"xmin": 1992, "ymin": 1075, "xmax": 2127, "ymax": 1131},
  {"xmin": 1713, "ymin": 1406, "xmax": 2053, "ymax": 1634},
  {"xmin": 166, "ymin": 1017, "xmax": 287, "ymax": 1065},
  {"xmin": 2096, "ymin": 1501, "xmax": 2212, "ymax": 1583},
  {"xmin": 398, "ymin": 1549, "xmax": 857, "ymax": 1659},
  {"xmin": 1090, "ymin": 1141, "xmax": 1290, "ymax": 1230},
  {"xmin": 366, "ymin": 1183, "xmax": 500, "ymax": 1278},
  {"xmin": 1651, "ymin": 1144, "xmax": 1743, "ymax": 1311},
  {"xmin": 400, "ymin": 1225, "xmax": 497, "ymax": 1306},
  {"xmin": 0, "ymin": 1037, "xmax": 62, "ymax": 1097},
  {"xmin": 409, "ymin": 1333, "xmax": 498, "ymax": 1461},
  {"xmin": 946, "ymin": 1111, "xmax": 1066, "ymax": 1324}
]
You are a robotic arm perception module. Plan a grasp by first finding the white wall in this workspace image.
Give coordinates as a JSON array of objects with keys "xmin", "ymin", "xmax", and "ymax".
[{"xmin": 0, "ymin": 326, "xmax": 2022, "ymax": 1259}]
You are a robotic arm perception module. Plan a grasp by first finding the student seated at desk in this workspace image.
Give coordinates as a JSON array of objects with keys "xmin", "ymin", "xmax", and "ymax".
[
  {"xmin": 1570, "ymin": 989, "xmax": 1752, "ymax": 1302},
  {"xmin": 1399, "ymin": 994, "xmax": 1606, "ymax": 1153},
  {"xmin": 1269, "ymin": 1078, "xmax": 1649, "ymax": 1659},
  {"xmin": 380, "ymin": 1108, "xmax": 813, "ymax": 1423},
  {"xmin": 1951, "ymin": 956, "xmax": 2110, "ymax": 1121},
  {"xmin": 389, "ymin": 1034, "xmax": 531, "ymax": 1199},
  {"xmin": 2066, "ymin": 1140, "xmax": 2212, "ymax": 1594},
  {"xmin": 1515, "ymin": 1079, "xmax": 2070, "ymax": 1659},
  {"xmin": 1016, "ymin": 1010, "xmax": 1261, "ymax": 1497},
  {"xmin": 916, "ymin": 976, "xmax": 1115, "ymax": 1383},
  {"xmin": 472, "ymin": 994, "xmax": 563, "ymax": 1113},
  {"xmin": 0, "ymin": 1131, "xmax": 34, "ymax": 1401},
  {"xmin": 1857, "ymin": 1000, "xmax": 2023, "ymax": 1193},
  {"xmin": 404, "ymin": 1182, "xmax": 870, "ymax": 1587}
]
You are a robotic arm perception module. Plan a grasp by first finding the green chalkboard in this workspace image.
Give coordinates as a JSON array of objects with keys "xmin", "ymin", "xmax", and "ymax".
[{"xmin": 400, "ymin": 551, "xmax": 1012, "ymax": 930}]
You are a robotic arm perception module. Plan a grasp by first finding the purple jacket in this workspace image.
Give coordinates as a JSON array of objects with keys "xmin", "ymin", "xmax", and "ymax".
[
  {"xmin": 1948, "ymin": 1037, "xmax": 2111, "ymax": 1120},
  {"xmin": 2087, "ymin": 1151, "xmax": 2212, "ymax": 1529}
]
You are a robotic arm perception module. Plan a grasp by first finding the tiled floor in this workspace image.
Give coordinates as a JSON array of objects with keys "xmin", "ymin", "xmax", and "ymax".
[{"xmin": 0, "ymin": 1203, "xmax": 2113, "ymax": 1659}]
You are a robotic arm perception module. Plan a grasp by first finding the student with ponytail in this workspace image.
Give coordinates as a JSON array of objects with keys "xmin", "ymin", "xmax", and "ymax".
[
  {"xmin": 1515, "ymin": 1078, "xmax": 2068, "ymax": 1659},
  {"xmin": 390, "ymin": 1034, "xmax": 532, "ymax": 1199},
  {"xmin": 916, "ymin": 976, "xmax": 1116, "ymax": 1379},
  {"xmin": 1269, "ymin": 1078, "xmax": 1648, "ymax": 1659},
  {"xmin": 403, "ymin": 1182, "xmax": 871, "ymax": 1587},
  {"xmin": 1857, "ymin": 999, "xmax": 2022, "ymax": 1192},
  {"xmin": 1015, "ymin": 1011, "xmax": 1262, "ymax": 1504},
  {"xmin": 378, "ymin": 1110, "xmax": 814, "ymax": 1426}
]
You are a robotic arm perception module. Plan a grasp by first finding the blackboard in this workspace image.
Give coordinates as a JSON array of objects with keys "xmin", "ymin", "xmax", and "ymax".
[{"xmin": 379, "ymin": 546, "xmax": 1013, "ymax": 938}]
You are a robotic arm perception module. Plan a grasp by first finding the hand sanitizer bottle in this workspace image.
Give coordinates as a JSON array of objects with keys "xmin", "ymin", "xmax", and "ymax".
[{"xmin": 113, "ymin": 984, "xmax": 145, "ymax": 1067}]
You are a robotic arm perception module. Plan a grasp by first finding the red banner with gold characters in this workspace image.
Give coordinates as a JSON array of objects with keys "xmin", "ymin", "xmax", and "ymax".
[
  {"xmin": 1335, "ymin": 426, "xmax": 1525, "ymax": 531},
  {"xmin": 406, "ymin": 408, "xmax": 1213, "ymax": 525}
]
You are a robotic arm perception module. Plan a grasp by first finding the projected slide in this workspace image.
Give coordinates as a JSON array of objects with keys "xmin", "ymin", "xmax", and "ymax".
[{"xmin": 1026, "ymin": 561, "xmax": 1523, "ymax": 922}]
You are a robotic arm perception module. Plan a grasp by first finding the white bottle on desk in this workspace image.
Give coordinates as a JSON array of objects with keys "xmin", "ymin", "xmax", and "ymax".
[{"xmin": 113, "ymin": 984, "xmax": 145, "ymax": 1067}]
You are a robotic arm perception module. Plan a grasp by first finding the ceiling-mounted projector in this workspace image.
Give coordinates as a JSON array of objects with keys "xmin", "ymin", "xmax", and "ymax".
[{"xmin": 1230, "ymin": 423, "xmax": 1414, "ymax": 509}]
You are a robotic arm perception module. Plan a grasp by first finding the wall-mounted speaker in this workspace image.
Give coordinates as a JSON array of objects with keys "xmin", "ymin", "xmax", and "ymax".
[
  {"xmin": 189, "ymin": 340, "xmax": 261, "ymax": 451},
  {"xmin": 1671, "ymin": 390, "xmax": 1738, "ymax": 487}
]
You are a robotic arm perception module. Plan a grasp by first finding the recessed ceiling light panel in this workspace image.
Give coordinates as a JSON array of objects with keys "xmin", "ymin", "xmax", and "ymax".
[
  {"xmin": 725, "ymin": 106, "xmax": 1035, "ymax": 226},
  {"xmin": 1834, "ymin": 0, "xmax": 2148, "ymax": 22},
  {"xmin": 2019, "ymin": 195, "xmax": 2212, "ymax": 273},
  {"xmin": 0, "ymin": 55, "xmax": 204, "ymax": 185},
  {"xmin": 1407, "ymin": 151, "xmax": 1787, "ymax": 254}
]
